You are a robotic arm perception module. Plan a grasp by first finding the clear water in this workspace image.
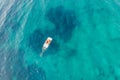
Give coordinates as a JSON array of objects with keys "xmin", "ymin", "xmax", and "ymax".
[{"xmin": 0, "ymin": 0, "xmax": 120, "ymax": 80}]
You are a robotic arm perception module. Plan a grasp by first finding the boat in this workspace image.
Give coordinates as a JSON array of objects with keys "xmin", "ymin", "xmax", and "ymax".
[{"xmin": 40, "ymin": 37, "xmax": 52, "ymax": 57}]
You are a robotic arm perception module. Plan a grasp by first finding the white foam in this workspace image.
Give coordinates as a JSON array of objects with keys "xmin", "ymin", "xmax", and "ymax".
[
  {"xmin": 14, "ymin": 0, "xmax": 33, "ymax": 50},
  {"xmin": 0, "ymin": 0, "xmax": 15, "ymax": 30}
]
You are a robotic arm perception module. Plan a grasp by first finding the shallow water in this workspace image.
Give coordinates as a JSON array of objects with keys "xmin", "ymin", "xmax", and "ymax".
[{"xmin": 0, "ymin": 0, "xmax": 120, "ymax": 80}]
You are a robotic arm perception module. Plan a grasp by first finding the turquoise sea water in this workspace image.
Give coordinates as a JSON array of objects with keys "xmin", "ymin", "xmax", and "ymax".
[{"xmin": 1, "ymin": 0, "xmax": 120, "ymax": 80}]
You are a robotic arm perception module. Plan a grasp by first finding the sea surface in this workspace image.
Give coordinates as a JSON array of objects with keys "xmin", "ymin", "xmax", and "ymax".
[{"xmin": 0, "ymin": 0, "xmax": 120, "ymax": 80}]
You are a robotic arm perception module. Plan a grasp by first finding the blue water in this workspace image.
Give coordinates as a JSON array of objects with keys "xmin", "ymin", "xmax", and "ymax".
[{"xmin": 1, "ymin": 0, "xmax": 120, "ymax": 80}]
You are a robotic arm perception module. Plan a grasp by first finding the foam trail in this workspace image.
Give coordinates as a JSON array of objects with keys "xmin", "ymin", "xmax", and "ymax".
[{"xmin": 40, "ymin": 50, "xmax": 45, "ymax": 57}]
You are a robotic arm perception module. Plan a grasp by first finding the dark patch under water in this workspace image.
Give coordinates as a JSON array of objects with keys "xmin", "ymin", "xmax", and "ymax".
[
  {"xmin": 28, "ymin": 28, "xmax": 60, "ymax": 55},
  {"xmin": 28, "ymin": 5, "xmax": 79, "ymax": 55},
  {"xmin": 46, "ymin": 6, "xmax": 78, "ymax": 42},
  {"xmin": 65, "ymin": 48, "xmax": 78, "ymax": 59},
  {"xmin": 28, "ymin": 29, "xmax": 45, "ymax": 53}
]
